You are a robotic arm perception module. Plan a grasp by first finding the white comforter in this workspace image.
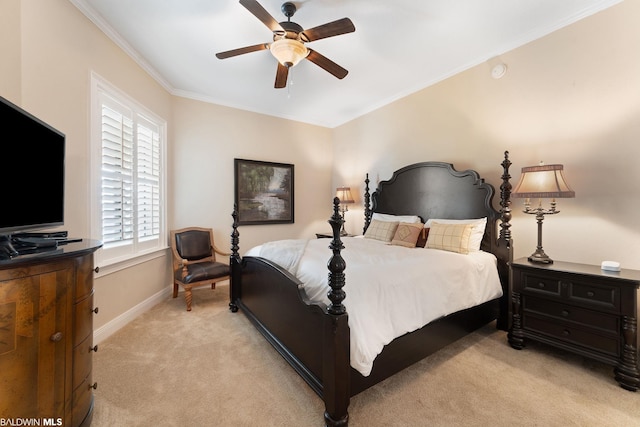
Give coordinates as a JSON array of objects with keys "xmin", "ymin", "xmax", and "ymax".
[{"xmin": 246, "ymin": 237, "xmax": 503, "ymax": 377}]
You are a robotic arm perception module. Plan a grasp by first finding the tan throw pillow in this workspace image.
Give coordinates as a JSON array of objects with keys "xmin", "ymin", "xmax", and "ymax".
[
  {"xmin": 364, "ymin": 219, "xmax": 399, "ymax": 242},
  {"xmin": 425, "ymin": 222, "xmax": 473, "ymax": 254},
  {"xmin": 391, "ymin": 222, "xmax": 424, "ymax": 248}
]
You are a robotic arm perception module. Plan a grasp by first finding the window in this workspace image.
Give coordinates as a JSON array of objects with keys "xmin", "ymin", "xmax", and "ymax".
[{"xmin": 90, "ymin": 74, "xmax": 167, "ymax": 270}]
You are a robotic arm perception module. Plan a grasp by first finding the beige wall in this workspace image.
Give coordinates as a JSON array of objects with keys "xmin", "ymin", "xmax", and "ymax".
[
  {"xmin": 3, "ymin": 0, "xmax": 639, "ymax": 333},
  {"xmin": 333, "ymin": 1, "xmax": 640, "ymax": 270},
  {"xmin": 170, "ymin": 97, "xmax": 333, "ymax": 254},
  {"xmin": 9, "ymin": 0, "xmax": 174, "ymax": 330},
  {"xmin": 3, "ymin": 0, "xmax": 332, "ymax": 331},
  {"xmin": 0, "ymin": 0, "xmax": 21, "ymax": 100}
]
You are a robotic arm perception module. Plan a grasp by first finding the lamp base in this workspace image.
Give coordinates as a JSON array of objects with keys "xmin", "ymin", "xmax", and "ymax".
[{"xmin": 528, "ymin": 250, "xmax": 553, "ymax": 264}]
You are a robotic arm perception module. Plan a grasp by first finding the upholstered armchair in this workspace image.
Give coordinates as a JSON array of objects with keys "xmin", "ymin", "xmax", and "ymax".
[{"xmin": 170, "ymin": 227, "xmax": 230, "ymax": 311}]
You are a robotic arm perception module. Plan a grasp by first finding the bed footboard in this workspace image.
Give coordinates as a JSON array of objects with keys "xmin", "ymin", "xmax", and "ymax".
[{"xmin": 230, "ymin": 200, "xmax": 351, "ymax": 427}]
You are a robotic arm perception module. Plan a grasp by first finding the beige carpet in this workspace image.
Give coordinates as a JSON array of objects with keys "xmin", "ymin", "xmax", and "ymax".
[{"xmin": 92, "ymin": 285, "xmax": 640, "ymax": 427}]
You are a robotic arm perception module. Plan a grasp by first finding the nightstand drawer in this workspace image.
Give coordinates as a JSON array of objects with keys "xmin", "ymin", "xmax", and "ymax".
[
  {"xmin": 524, "ymin": 297, "xmax": 619, "ymax": 334},
  {"xmin": 524, "ymin": 315, "xmax": 620, "ymax": 358},
  {"xmin": 567, "ymin": 280, "xmax": 619, "ymax": 311},
  {"xmin": 521, "ymin": 273, "xmax": 561, "ymax": 297}
]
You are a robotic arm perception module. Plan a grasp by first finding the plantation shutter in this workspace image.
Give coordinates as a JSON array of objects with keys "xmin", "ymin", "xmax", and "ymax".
[
  {"xmin": 92, "ymin": 74, "xmax": 166, "ymax": 268},
  {"xmin": 136, "ymin": 119, "xmax": 161, "ymax": 240},
  {"xmin": 101, "ymin": 104, "xmax": 134, "ymax": 245}
]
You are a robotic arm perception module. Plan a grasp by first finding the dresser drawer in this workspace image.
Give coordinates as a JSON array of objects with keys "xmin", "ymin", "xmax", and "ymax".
[
  {"xmin": 72, "ymin": 372, "xmax": 94, "ymax": 427},
  {"xmin": 74, "ymin": 292, "xmax": 94, "ymax": 345},
  {"xmin": 74, "ymin": 254, "xmax": 94, "ymax": 302},
  {"xmin": 523, "ymin": 297, "xmax": 619, "ymax": 334},
  {"xmin": 566, "ymin": 280, "xmax": 619, "ymax": 311},
  {"xmin": 73, "ymin": 335, "xmax": 94, "ymax": 389},
  {"xmin": 524, "ymin": 315, "xmax": 620, "ymax": 358},
  {"xmin": 521, "ymin": 272, "xmax": 561, "ymax": 297}
]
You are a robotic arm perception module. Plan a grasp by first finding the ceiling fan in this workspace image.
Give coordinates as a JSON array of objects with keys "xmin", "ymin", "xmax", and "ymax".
[{"xmin": 216, "ymin": 0, "xmax": 355, "ymax": 89}]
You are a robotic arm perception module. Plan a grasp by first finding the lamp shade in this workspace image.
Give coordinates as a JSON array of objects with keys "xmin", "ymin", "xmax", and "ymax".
[
  {"xmin": 270, "ymin": 39, "xmax": 308, "ymax": 67},
  {"xmin": 512, "ymin": 163, "xmax": 575, "ymax": 199},
  {"xmin": 335, "ymin": 187, "xmax": 354, "ymax": 204}
]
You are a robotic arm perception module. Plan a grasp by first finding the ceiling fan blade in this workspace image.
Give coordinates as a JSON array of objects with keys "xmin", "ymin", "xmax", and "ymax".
[
  {"xmin": 301, "ymin": 18, "xmax": 355, "ymax": 42},
  {"xmin": 215, "ymin": 43, "xmax": 269, "ymax": 59},
  {"xmin": 274, "ymin": 63, "xmax": 289, "ymax": 88},
  {"xmin": 239, "ymin": 0, "xmax": 285, "ymax": 33},
  {"xmin": 306, "ymin": 49, "xmax": 348, "ymax": 79}
]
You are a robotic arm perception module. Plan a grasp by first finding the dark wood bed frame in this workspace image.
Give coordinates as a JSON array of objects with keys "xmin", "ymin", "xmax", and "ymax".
[{"xmin": 229, "ymin": 152, "xmax": 514, "ymax": 426}]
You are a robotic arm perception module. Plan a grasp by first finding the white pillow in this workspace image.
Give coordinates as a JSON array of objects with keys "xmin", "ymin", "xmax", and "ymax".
[
  {"xmin": 424, "ymin": 217, "xmax": 487, "ymax": 252},
  {"xmin": 372, "ymin": 213, "xmax": 422, "ymax": 224}
]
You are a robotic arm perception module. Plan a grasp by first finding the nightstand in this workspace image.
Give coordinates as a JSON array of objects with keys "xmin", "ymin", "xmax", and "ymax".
[{"xmin": 508, "ymin": 257, "xmax": 640, "ymax": 391}]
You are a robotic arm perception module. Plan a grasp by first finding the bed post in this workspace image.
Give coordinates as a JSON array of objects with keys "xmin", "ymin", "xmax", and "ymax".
[
  {"xmin": 495, "ymin": 151, "xmax": 513, "ymax": 330},
  {"xmin": 363, "ymin": 173, "xmax": 371, "ymax": 234},
  {"xmin": 323, "ymin": 197, "xmax": 350, "ymax": 427},
  {"xmin": 229, "ymin": 204, "xmax": 241, "ymax": 313}
]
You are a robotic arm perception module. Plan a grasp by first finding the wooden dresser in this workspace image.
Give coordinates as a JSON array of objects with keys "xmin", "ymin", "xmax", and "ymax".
[
  {"xmin": 508, "ymin": 257, "xmax": 640, "ymax": 391},
  {"xmin": 0, "ymin": 240, "xmax": 102, "ymax": 426}
]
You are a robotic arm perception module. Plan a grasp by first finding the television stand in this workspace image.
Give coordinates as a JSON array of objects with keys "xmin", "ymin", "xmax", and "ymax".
[
  {"xmin": 0, "ymin": 235, "xmax": 18, "ymax": 258},
  {"xmin": 0, "ymin": 239, "xmax": 102, "ymax": 426}
]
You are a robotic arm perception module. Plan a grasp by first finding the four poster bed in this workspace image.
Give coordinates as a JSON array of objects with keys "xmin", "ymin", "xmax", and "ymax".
[{"xmin": 229, "ymin": 151, "xmax": 514, "ymax": 426}]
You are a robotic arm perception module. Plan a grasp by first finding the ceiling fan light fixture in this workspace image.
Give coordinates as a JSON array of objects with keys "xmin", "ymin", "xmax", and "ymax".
[{"xmin": 270, "ymin": 38, "xmax": 308, "ymax": 67}]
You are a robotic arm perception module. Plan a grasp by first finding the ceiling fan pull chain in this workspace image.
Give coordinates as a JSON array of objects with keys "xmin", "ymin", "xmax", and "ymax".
[{"xmin": 287, "ymin": 66, "xmax": 293, "ymax": 98}]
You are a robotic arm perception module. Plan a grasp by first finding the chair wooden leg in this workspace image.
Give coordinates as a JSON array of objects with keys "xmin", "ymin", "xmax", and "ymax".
[
  {"xmin": 173, "ymin": 282, "xmax": 179, "ymax": 298},
  {"xmin": 184, "ymin": 285, "xmax": 193, "ymax": 311}
]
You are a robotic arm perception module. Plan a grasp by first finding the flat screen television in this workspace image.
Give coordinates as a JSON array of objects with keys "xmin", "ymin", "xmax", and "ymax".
[{"xmin": 0, "ymin": 96, "xmax": 65, "ymax": 242}]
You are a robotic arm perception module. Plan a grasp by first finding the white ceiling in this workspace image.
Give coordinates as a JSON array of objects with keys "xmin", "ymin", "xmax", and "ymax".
[{"xmin": 71, "ymin": 0, "xmax": 620, "ymax": 128}]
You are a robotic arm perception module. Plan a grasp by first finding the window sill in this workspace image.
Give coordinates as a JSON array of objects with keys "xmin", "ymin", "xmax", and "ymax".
[{"xmin": 94, "ymin": 246, "xmax": 169, "ymax": 278}]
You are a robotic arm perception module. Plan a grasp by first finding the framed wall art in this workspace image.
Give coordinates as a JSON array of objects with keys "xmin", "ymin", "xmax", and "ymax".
[{"xmin": 234, "ymin": 158, "xmax": 294, "ymax": 225}]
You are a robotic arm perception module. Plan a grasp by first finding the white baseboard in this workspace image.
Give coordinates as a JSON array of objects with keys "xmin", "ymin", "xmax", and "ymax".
[{"xmin": 93, "ymin": 287, "xmax": 172, "ymax": 345}]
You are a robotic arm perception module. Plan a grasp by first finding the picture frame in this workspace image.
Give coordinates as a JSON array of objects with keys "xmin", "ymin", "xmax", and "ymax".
[{"xmin": 234, "ymin": 158, "xmax": 294, "ymax": 225}]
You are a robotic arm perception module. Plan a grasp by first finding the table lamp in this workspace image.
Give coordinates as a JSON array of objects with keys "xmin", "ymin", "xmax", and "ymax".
[
  {"xmin": 335, "ymin": 187, "xmax": 354, "ymax": 236},
  {"xmin": 512, "ymin": 162, "xmax": 575, "ymax": 264}
]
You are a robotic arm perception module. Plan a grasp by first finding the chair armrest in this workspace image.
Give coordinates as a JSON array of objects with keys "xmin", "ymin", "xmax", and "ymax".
[{"xmin": 212, "ymin": 243, "xmax": 230, "ymax": 257}]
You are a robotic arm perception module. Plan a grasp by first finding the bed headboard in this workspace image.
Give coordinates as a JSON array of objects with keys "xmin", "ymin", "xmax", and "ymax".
[
  {"xmin": 365, "ymin": 161, "xmax": 498, "ymax": 252},
  {"xmin": 362, "ymin": 153, "xmax": 513, "ymax": 330}
]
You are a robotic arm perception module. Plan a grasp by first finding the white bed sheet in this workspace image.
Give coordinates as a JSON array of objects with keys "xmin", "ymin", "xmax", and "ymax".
[{"xmin": 245, "ymin": 236, "xmax": 503, "ymax": 377}]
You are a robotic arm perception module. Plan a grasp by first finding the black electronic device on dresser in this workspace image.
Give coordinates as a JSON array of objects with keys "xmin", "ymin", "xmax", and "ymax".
[
  {"xmin": 509, "ymin": 257, "xmax": 640, "ymax": 391},
  {"xmin": 0, "ymin": 96, "xmax": 66, "ymax": 258}
]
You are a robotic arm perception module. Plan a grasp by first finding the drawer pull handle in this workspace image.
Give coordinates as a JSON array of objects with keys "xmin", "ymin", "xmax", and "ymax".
[
  {"xmin": 537, "ymin": 282, "xmax": 545, "ymax": 288},
  {"xmin": 89, "ymin": 382, "xmax": 98, "ymax": 390},
  {"xmin": 94, "ymin": 266, "xmax": 100, "ymax": 273},
  {"xmin": 91, "ymin": 307, "xmax": 99, "ymax": 314},
  {"xmin": 90, "ymin": 345, "xmax": 99, "ymax": 353},
  {"xmin": 563, "ymin": 329, "xmax": 571, "ymax": 336},
  {"xmin": 561, "ymin": 310, "xmax": 570, "ymax": 317},
  {"xmin": 587, "ymin": 291, "xmax": 595, "ymax": 298},
  {"xmin": 50, "ymin": 332, "xmax": 63, "ymax": 342}
]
